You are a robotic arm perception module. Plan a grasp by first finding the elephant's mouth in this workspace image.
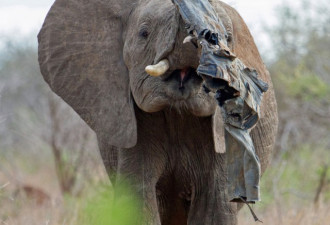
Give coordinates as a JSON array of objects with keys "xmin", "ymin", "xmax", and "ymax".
[{"xmin": 164, "ymin": 67, "xmax": 201, "ymax": 90}]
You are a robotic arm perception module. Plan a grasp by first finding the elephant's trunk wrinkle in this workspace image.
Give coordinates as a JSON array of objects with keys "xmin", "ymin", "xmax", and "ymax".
[{"xmin": 138, "ymin": 74, "xmax": 150, "ymax": 93}]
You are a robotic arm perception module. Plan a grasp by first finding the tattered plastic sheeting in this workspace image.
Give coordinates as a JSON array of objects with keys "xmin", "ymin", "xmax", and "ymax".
[
  {"xmin": 173, "ymin": 0, "xmax": 268, "ymax": 203},
  {"xmin": 172, "ymin": 0, "xmax": 228, "ymax": 44}
]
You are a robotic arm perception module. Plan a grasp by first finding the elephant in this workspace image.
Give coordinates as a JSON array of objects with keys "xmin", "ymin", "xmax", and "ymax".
[{"xmin": 38, "ymin": 0, "xmax": 278, "ymax": 224}]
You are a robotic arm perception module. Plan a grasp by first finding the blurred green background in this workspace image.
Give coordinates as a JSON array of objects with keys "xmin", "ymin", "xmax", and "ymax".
[{"xmin": 0, "ymin": 0, "xmax": 329, "ymax": 224}]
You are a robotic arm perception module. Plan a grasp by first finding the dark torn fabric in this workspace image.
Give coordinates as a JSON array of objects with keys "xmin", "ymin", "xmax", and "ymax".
[
  {"xmin": 172, "ymin": 0, "xmax": 268, "ymax": 203},
  {"xmin": 171, "ymin": 0, "xmax": 228, "ymax": 42}
]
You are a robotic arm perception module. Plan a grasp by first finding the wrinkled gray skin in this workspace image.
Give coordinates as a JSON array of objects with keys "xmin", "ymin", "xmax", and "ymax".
[{"xmin": 38, "ymin": 0, "xmax": 278, "ymax": 224}]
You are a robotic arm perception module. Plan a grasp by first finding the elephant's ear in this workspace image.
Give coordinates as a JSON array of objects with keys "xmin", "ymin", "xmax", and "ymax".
[{"xmin": 38, "ymin": 0, "xmax": 137, "ymax": 148}]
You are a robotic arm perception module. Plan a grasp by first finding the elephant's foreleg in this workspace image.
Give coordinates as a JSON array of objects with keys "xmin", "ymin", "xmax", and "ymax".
[
  {"xmin": 116, "ymin": 147, "xmax": 166, "ymax": 225},
  {"xmin": 98, "ymin": 141, "xmax": 118, "ymax": 184},
  {"xmin": 187, "ymin": 156, "xmax": 238, "ymax": 225}
]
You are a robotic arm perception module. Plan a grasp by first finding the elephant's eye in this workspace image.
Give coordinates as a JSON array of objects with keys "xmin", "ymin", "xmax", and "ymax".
[{"xmin": 139, "ymin": 29, "xmax": 149, "ymax": 39}]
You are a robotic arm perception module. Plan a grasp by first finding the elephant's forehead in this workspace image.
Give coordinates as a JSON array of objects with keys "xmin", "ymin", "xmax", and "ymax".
[{"xmin": 137, "ymin": 0, "xmax": 176, "ymax": 19}]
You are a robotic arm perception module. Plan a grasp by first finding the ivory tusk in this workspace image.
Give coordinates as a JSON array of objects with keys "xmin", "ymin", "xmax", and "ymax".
[
  {"xmin": 183, "ymin": 35, "xmax": 194, "ymax": 44},
  {"xmin": 145, "ymin": 59, "xmax": 170, "ymax": 77}
]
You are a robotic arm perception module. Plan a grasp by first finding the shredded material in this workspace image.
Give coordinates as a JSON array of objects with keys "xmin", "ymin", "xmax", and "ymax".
[
  {"xmin": 173, "ymin": 0, "xmax": 268, "ymax": 204},
  {"xmin": 240, "ymin": 197, "xmax": 264, "ymax": 223}
]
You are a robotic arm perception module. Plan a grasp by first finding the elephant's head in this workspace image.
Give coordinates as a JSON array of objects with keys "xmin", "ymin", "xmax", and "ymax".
[
  {"xmin": 38, "ymin": 0, "xmax": 278, "ymax": 167},
  {"xmin": 123, "ymin": 0, "xmax": 216, "ymax": 116}
]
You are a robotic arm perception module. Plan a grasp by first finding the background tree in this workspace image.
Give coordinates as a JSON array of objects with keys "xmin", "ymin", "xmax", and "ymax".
[
  {"xmin": 247, "ymin": 1, "xmax": 330, "ymax": 223},
  {"xmin": 0, "ymin": 42, "xmax": 100, "ymax": 197},
  {"xmin": 268, "ymin": 0, "xmax": 330, "ymax": 154}
]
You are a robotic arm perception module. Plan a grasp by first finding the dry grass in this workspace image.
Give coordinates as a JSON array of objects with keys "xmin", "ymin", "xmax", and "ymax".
[
  {"xmin": 1, "ymin": 176, "xmax": 329, "ymax": 225},
  {"xmin": 0, "ymin": 157, "xmax": 108, "ymax": 225},
  {"xmin": 238, "ymin": 203, "xmax": 330, "ymax": 225},
  {"xmin": 1, "ymin": 151, "xmax": 329, "ymax": 225}
]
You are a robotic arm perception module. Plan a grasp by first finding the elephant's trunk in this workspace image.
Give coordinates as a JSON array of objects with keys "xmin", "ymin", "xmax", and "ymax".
[{"xmin": 166, "ymin": 21, "xmax": 200, "ymax": 70}]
